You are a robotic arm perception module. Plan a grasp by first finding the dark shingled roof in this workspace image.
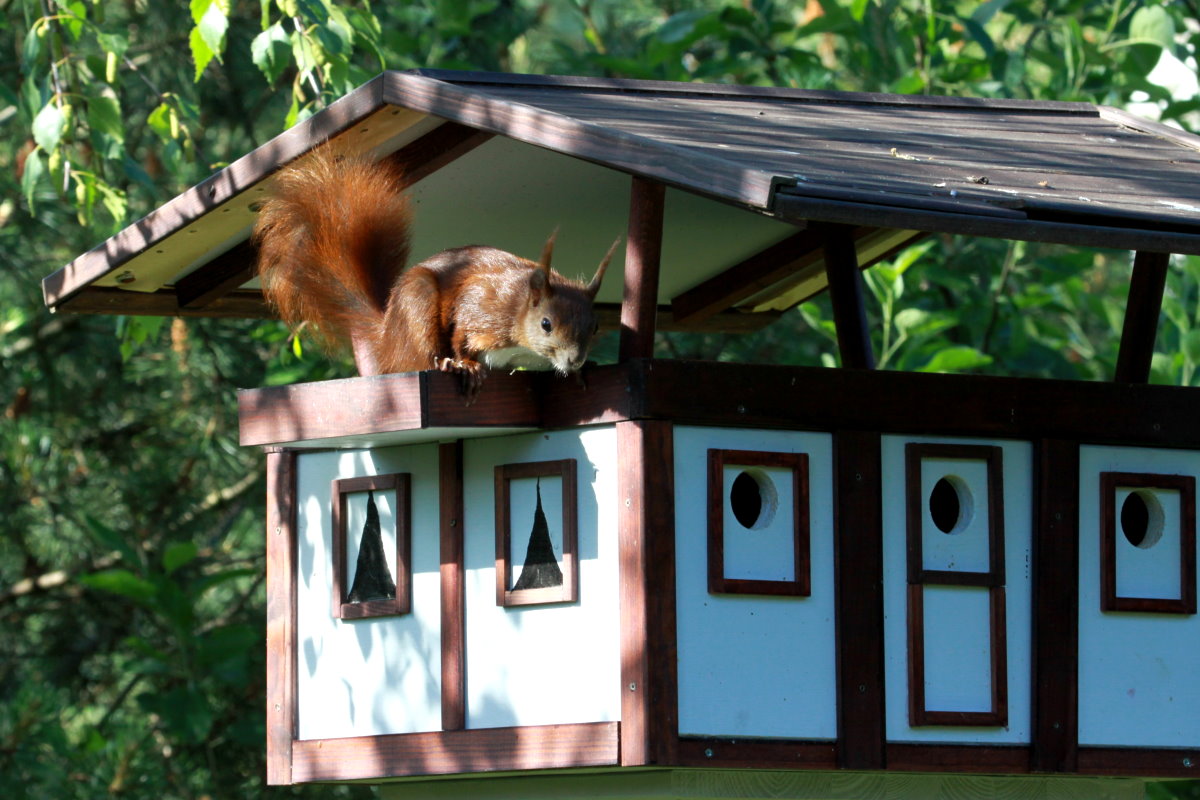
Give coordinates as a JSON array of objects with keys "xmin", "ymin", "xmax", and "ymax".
[{"xmin": 42, "ymin": 69, "xmax": 1200, "ymax": 329}]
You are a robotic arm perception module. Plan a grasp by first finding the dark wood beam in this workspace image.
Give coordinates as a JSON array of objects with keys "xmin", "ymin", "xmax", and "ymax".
[
  {"xmin": 671, "ymin": 228, "xmax": 823, "ymax": 325},
  {"xmin": 671, "ymin": 227, "xmax": 926, "ymax": 325},
  {"xmin": 176, "ymin": 241, "xmax": 258, "ymax": 310},
  {"xmin": 822, "ymin": 223, "xmax": 875, "ymax": 369},
  {"xmin": 619, "ymin": 177, "xmax": 667, "ymax": 361},
  {"xmin": 385, "ymin": 121, "xmax": 495, "ymax": 189},
  {"xmin": 439, "ymin": 440, "xmax": 466, "ymax": 732},
  {"xmin": 60, "ymin": 287, "xmax": 273, "ymax": 318},
  {"xmin": 834, "ymin": 429, "xmax": 886, "ymax": 769},
  {"xmin": 1031, "ymin": 439, "xmax": 1080, "ymax": 773},
  {"xmin": 1114, "ymin": 250, "xmax": 1170, "ymax": 384}
]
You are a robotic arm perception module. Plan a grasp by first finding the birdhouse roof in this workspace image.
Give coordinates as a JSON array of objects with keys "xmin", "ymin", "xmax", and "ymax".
[{"xmin": 42, "ymin": 69, "xmax": 1200, "ymax": 328}]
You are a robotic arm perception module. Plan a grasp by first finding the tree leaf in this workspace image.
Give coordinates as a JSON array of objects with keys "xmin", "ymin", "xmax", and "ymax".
[
  {"xmin": 190, "ymin": 26, "xmax": 216, "ymax": 82},
  {"xmin": 1130, "ymin": 6, "xmax": 1174, "ymax": 51},
  {"xmin": 80, "ymin": 569, "xmax": 157, "ymax": 603},
  {"xmin": 916, "ymin": 346, "xmax": 994, "ymax": 373},
  {"xmin": 32, "ymin": 102, "xmax": 63, "ymax": 152},
  {"xmin": 21, "ymin": 148, "xmax": 44, "ymax": 212},
  {"xmin": 163, "ymin": 542, "xmax": 199, "ymax": 575},
  {"xmin": 1183, "ymin": 329, "xmax": 1200, "ymax": 366},
  {"xmin": 251, "ymin": 23, "xmax": 291, "ymax": 84}
]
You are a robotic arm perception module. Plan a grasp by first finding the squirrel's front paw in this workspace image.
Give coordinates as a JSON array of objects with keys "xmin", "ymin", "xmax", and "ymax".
[{"xmin": 436, "ymin": 357, "xmax": 488, "ymax": 405}]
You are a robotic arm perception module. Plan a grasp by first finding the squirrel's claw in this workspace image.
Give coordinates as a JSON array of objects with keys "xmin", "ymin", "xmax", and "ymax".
[{"xmin": 436, "ymin": 356, "xmax": 487, "ymax": 405}]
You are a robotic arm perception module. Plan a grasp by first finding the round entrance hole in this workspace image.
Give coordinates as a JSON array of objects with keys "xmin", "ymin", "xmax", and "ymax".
[
  {"xmin": 729, "ymin": 469, "xmax": 779, "ymax": 530},
  {"xmin": 929, "ymin": 475, "xmax": 973, "ymax": 535},
  {"xmin": 1120, "ymin": 489, "xmax": 1164, "ymax": 549}
]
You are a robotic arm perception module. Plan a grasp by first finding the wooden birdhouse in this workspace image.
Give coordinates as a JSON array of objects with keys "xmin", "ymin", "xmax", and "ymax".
[{"xmin": 46, "ymin": 70, "xmax": 1200, "ymax": 799}]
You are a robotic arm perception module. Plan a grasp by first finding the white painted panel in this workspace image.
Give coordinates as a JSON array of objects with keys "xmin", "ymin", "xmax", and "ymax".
[
  {"xmin": 882, "ymin": 435, "xmax": 1032, "ymax": 744},
  {"xmin": 295, "ymin": 445, "xmax": 442, "ymax": 740},
  {"xmin": 463, "ymin": 427, "xmax": 620, "ymax": 729},
  {"xmin": 921, "ymin": 586, "xmax": 993, "ymax": 712},
  {"xmin": 919, "ymin": 457, "xmax": 991, "ymax": 574},
  {"xmin": 675, "ymin": 426, "xmax": 837, "ymax": 740},
  {"xmin": 1114, "ymin": 486, "xmax": 1182, "ymax": 600},
  {"xmin": 1078, "ymin": 445, "xmax": 1200, "ymax": 747},
  {"xmin": 723, "ymin": 464, "xmax": 796, "ymax": 582}
]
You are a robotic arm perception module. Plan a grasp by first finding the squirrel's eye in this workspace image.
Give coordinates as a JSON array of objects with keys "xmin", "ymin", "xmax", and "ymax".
[{"xmin": 541, "ymin": 317, "xmax": 552, "ymax": 333}]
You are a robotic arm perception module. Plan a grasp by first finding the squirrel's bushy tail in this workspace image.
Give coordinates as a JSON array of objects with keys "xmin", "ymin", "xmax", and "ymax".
[{"xmin": 254, "ymin": 148, "xmax": 412, "ymax": 354}]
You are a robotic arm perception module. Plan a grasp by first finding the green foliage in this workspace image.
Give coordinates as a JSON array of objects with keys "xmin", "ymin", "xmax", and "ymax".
[{"xmin": 2, "ymin": 1, "xmax": 1200, "ymax": 799}]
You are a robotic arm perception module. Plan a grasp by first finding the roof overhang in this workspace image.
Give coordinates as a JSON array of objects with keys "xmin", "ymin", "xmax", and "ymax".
[{"xmin": 42, "ymin": 70, "xmax": 1200, "ymax": 331}]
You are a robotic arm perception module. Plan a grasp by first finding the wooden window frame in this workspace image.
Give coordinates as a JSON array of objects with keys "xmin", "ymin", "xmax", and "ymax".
[
  {"xmin": 707, "ymin": 449, "xmax": 810, "ymax": 597},
  {"xmin": 905, "ymin": 443, "xmax": 1008, "ymax": 727},
  {"xmin": 1100, "ymin": 471, "xmax": 1197, "ymax": 614},
  {"xmin": 494, "ymin": 459, "xmax": 579, "ymax": 607},
  {"xmin": 330, "ymin": 473, "xmax": 411, "ymax": 620}
]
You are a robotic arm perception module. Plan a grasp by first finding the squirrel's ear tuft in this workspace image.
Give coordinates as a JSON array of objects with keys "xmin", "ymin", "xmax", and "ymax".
[
  {"xmin": 539, "ymin": 227, "xmax": 558, "ymax": 271},
  {"xmin": 586, "ymin": 236, "xmax": 621, "ymax": 300}
]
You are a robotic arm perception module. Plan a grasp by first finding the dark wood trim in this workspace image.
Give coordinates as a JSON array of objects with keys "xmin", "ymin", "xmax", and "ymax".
[
  {"xmin": 707, "ymin": 449, "xmax": 810, "ymax": 597},
  {"xmin": 1114, "ymin": 251, "xmax": 1171, "ymax": 383},
  {"xmin": 773, "ymin": 191, "xmax": 1200, "ymax": 256},
  {"xmin": 264, "ymin": 448, "xmax": 297, "ymax": 786},
  {"xmin": 493, "ymin": 459, "xmax": 579, "ymax": 607},
  {"xmin": 886, "ymin": 743, "xmax": 1031, "ymax": 773},
  {"xmin": 1031, "ymin": 439, "xmax": 1079, "ymax": 773},
  {"xmin": 629, "ymin": 360, "xmax": 1200, "ymax": 449},
  {"xmin": 617, "ymin": 420, "xmax": 678, "ymax": 767},
  {"xmin": 289, "ymin": 721, "xmax": 619, "ymax": 782},
  {"xmin": 674, "ymin": 737, "xmax": 837, "ymax": 769},
  {"xmin": 410, "ymin": 68, "xmax": 1099, "ymax": 114},
  {"xmin": 1077, "ymin": 745, "xmax": 1200, "ymax": 778},
  {"xmin": 241, "ymin": 359, "xmax": 1200, "ymax": 450},
  {"xmin": 833, "ymin": 430, "xmax": 886, "ymax": 770},
  {"xmin": 175, "ymin": 241, "xmax": 257, "ymax": 309},
  {"xmin": 671, "ymin": 228, "xmax": 823, "ymax": 324},
  {"xmin": 386, "ymin": 121, "xmax": 495, "ymax": 189},
  {"xmin": 330, "ymin": 473, "xmax": 411, "ymax": 619},
  {"xmin": 905, "ymin": 443, "xmax": 1005, "ymax": 585},
  {"xmin": 1099, "ymin": 471, "xmax": 1197, "ymax": 615},
  {"xmin": 822, "ymin": 224, "xmax": 875, "ymax": 369},
  {"xmin": 904, "ymin": 443, "xmax": 1008, "ymax": 727},
  {"xmin": 439, "ymin": 440, "xmax": 466, "ymax": 731},
  {"xmin": 906, "ymin": 583, "xmax": 1008, "ymax": 728},
  {"xmin": 59, "ymin": 287, "xmax": 273, "ymax": 318},
  {"xmin": 618, "ymin": 177, "xmax": 667, "ymax": 362},
  {"xmin": 238, "ymin": 370, "xmax": 542, "ymax": 448}
]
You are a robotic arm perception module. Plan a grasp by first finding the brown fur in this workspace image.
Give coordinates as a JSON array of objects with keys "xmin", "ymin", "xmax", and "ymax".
[{"xmin": 253, "ymin": 148, "xmax": 614, "ymax": 387}]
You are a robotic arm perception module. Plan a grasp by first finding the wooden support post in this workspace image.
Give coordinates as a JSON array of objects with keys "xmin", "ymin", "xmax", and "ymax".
[
  {"xmin": 265, "ymin": 447, "xmax": 298, "ymax": 785},
  {"xmin": 439, "ymin": 440, "xmax": 466, "ymax": 731},
  {"xmin": 833, "ymin": 430, "xmax": 886, "ymax": 770},
  {"xmin": 1115, "ymin": 251, "xmax": 1170, "ymax": 384},
  {"xmin": 1031, "ymin": 439, "xmax": 1080, "ymax": 773},
  {"xmin": 822, "ymin": 224, "xmax": 875, "ymax": 370},
  {"xmin": 616, "ymin": 420, "xmax": 678, "ymax": 766},
  {"xmin": 619, "ymin": 177, "xmax": 667, "ymax": 362}
]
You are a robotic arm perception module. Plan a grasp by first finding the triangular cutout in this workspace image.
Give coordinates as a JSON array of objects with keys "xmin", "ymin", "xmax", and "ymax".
[
  {"xmin": 347, "ymin": 490, "xmax": 397, "ymax": 603},
  {"xmin": 512, "ymin": 479, "xmax": 563, "ymax": 590}
]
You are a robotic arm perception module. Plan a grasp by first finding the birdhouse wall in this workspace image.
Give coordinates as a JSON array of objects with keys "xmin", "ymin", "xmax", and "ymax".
[
  {"xmin": 673, "ymin": 426, "xmax": 838, "ymax": 740},
  {"xmin": 1077, "ymin": 444, "xmax": 1200, "ymax": 749},
  {"xmin": 295, "ymin": 445, "xmax": 443, "ymax": 740},
  {"xmin": 460, "ymin": 428, "xmax": 621, "ymax": 729}
]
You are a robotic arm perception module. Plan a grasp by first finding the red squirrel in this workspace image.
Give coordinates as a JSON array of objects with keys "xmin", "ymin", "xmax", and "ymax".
[{"xmin": 253, "ymin": 147, "xmax": 618, "ymax": 396}]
